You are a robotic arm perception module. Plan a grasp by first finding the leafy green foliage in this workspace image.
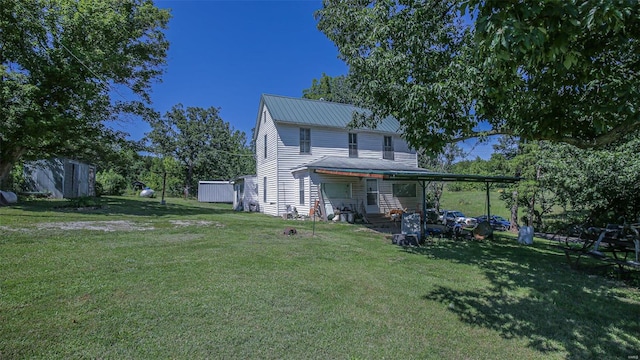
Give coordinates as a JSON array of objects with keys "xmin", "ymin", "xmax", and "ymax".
[
  {"xmin": 0, "ymin": 0, "xmax": 170, "ymax": 182},
  {"xmin": 469, "ymin": 0, "xmax": 640, "ymax": 148},
  {"xmin": 96, "ymin": 169, "xmax": 127, "ymax": 196},
  {"xmin": 317, "ymin": 0, "xmax": 640, "ymax": 154},
  {"xmin": 317, "ymin": 1, "xmax": 477, "ymax": 153},
  {"xmin": 302, "ymin": 73, "xmax": 356, "ymax": 104},
  {"xmin": 540, "ymin": 137, "xmax": 640, "ymax": 225},
  {"xmin": 146, "ymin": 104, "xmax": 255, "ymax": 195},
  {"xmin": 139, "ymin": 156, "xmax": 184, "ymax": 197}
]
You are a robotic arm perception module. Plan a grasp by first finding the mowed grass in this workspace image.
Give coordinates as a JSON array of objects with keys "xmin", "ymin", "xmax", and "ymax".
[
  {"xmin": 438, "ymin": 189, "xmax": 511, "ymax": 218},
  {"xmin": 1, "ymin": 197, "xmax": 639, "ymax": 359}
]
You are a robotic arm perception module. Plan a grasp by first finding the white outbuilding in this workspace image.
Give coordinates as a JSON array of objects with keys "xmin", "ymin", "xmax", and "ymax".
[{"xmin": 197, "ymin": 181, "xmax": 233, "ymax": 203}]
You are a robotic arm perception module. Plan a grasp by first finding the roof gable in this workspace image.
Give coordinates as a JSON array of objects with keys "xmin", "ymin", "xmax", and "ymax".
[{"xmin": 257, "ymin": 94, "xmax": 401, "ymax": 135}]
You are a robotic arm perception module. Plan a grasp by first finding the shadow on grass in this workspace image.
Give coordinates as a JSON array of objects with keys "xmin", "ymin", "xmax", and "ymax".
[
  {"xmin": 7, "ymin": 196, "xmax": 235, "ymax": 217},
  {"xmin": 402, "ymin": 236, "xmax": 640, "ymax": 359}
]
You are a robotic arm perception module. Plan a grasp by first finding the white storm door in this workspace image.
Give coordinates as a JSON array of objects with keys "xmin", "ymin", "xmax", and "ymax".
[{"xmin": 365, "ymin": 179, "xmax": 379, "ymax": 214}]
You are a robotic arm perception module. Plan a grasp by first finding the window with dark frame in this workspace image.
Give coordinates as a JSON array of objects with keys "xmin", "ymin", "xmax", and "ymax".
[
  {"xmin": 383, "ymin": 136, "xmax": 394, "ymax": 160},
  {"xmin": 299, "ymin": 177, "xmax": 305, "ymax": 205},
  {"xmin": 264, "ymin": 134, "xmax": 267, "ymax": 159},
  {"xmin": 348, "ymin": 133, "xmax": 358, "ymax": 158},
  {"xmin": 392, "ymin": 183, "xmax": 417, "ymax": 197},
  {"xmin": 300, "ymin": 128, "xmax": 311, "ymax": 154}
]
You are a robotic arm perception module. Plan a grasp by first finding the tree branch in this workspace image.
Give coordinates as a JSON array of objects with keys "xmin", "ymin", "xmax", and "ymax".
[{"xmin": 553, "ymin": 121, "xmax": 640, "ymax": 149}]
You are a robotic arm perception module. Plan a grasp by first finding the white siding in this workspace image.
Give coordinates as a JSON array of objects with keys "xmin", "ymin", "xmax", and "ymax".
[
  {"xmin": 270, "ymin": 123, "xmax": 420, "ymax": 216},
  {"xmin": 255, "ymin": 105, "xmax": 279, "ymax": 216},
  {"xmin": 309, "ymin": 173, "xmax": 365, "ymax": 216},
  {"xmin": 378, "ymin": 181, "xmax": 424, "ymax": 214},
  {"xmin": 255, "ymin": 111, "xmax": 420, "ymax": 217}
]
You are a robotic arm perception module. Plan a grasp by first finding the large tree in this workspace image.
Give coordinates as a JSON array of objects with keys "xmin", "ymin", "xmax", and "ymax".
[
  {"xmin": 0, "ymin": 0, "xmax": 170, "ymax": 183},
  {"xmin": 302, "ymin": 73, "xmax": 356, "ymax": 104},
  {"xmin": 316, "ymin": 0, "xmax": 640, "ymax": 153},
  {"xmin": 146, "ymin": 105, "xmax": 254, "ymax": 196}
]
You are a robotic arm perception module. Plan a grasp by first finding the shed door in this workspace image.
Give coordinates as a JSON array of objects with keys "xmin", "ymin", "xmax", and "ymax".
[{"xmin": 365, "ymin": 179, "xmax": 379, "ymax": 214}]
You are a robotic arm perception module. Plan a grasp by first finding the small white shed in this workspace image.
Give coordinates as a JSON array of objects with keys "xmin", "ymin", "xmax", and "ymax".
[
  {"xmin": 197, "ymin": 181, "xmax": 233, "ymax": 203},
  {"xmin": 231, "ymin": 175, "xmax": 259, "ymax": 211}
]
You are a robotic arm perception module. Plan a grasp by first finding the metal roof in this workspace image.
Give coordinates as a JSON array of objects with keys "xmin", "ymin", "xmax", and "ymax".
[
  {"xmin": 296, "ymin": 156, "xmax": 520, "ymax": 184},
  {"xmin": 301, "ymin": 156, "xmax": 424, "ymax": 172},
  {"xmin": 260, "ymin": 94, "xmax": 401, "ymax": 133}
]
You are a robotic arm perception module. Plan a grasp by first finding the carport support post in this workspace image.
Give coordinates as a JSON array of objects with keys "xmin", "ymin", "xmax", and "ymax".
[{"xmin": 485, "ymin": 182, "xmax": 491, "ymax": 219}]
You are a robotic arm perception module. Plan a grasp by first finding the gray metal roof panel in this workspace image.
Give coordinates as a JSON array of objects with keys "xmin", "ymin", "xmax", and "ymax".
[
  {"xmin": 262, "ymin": 94, "xmax": 401, "ymax": 133},
  {"xmin": 299, "ymin": 157, "xmax": 520, "ymax": 183},
  {"xmin": 303, "ymin": 156, "xmax": 428, "ymax": 172}
]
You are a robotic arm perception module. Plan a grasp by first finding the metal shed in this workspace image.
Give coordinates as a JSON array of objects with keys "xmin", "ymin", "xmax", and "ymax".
[
  {"xmin": 197, "ymin": 181, "xmax": 233, "ymax": 203},
  {"xmin": 23, "ymin": 158, "xmax": 96, "ymax": 199}
]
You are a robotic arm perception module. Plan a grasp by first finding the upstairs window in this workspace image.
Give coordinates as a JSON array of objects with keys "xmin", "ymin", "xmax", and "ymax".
[
  {"xmin": 383, "ymin": 136, "xmax": 394, "ymax": 160},
  {"xmin": 300, "ymin": 128, "xmax": 311, "ymax": 154},
  {"xmin": 264, "ymin": 134, "xmax": 267, "ymax": 159},
  {"xmin": 263, "ymin": 110, "xmax": 266, "ymax": 123},
  {"xmin": 348, "ymin": 133, "xmax": 358, "ymax": 158}
]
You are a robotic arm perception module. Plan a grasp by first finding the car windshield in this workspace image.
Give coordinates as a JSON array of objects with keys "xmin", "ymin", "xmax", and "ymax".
[{"xmin": 452, "ymin": 211, "xmax": 465, "ymax": 217}]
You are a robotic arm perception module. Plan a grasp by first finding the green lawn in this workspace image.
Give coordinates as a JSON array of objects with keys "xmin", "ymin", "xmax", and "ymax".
[
  {"xmin": 438, "ymin": 190, "xmax": 511, "ymax": 219},
  {"xmin": 1, "ymin": 196, "xmax": 638, "ymax": 359}
]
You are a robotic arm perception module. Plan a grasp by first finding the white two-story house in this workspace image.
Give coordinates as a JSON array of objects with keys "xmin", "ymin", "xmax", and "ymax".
[{"xmin": 253, "ymin": 94, "xmax": 438, "ymax": 219}]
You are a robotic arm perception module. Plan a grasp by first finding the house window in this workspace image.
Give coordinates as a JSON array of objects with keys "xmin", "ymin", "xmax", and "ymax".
[
  {"xmin": 264, "ymin": 134, "xmax": 267, "ymax": 159},
  {"xmin": 323, "ymin": 183, "xmax": 352, "ymax": 199},
  {"xmin": 299, "ymin": 177, "xmax": 305, "ymax": 205},
  {"xmin": 348, "ymin": 133, "xmax": 358, "ymax": 158},
  {"xmin": 393, "ymin": 183, "xmax": 417, "ymax": 197},
  {"xmin": 263, "ymin": 176, "xmax": 267, "ymax": 203},
  {"xmin": 300, "ymin": 128, "xmax": 311, "ymax": 154},
  {"xmin": 383, "ymin": 136, "xmax": 394, "ymax": 160},
  {"xmin": 263, "ymin": 110, "xmax": 266, "ymax": 123}
]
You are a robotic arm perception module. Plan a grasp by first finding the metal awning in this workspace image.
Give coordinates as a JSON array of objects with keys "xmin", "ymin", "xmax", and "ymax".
[
  {"xmin": 297, "ymin": 156, "xmax": 520, "ymax": 237},
  {"xmin": 313, "ymin": 167, "xmax": 520, "ymax": 184},
  {"xmin": 296, "ymin": 156, "xmax": 519, "ymax": 183}
]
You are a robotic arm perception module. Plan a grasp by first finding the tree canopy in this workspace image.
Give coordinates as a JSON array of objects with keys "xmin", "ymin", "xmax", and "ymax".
[
  {"xmin": 316, "ymin": 0, "xmax": 640, "ymax": 154},
  {"xmin": 0, "ymin": 0, "xmax": 170, "ymax": 183},
  {"xmin": 302, "ymin": 73, "xmax": 356, "ymax": 104},
  {"xmin": 146, "ymin": 104, "xmax": 254, "ymax": 193}
]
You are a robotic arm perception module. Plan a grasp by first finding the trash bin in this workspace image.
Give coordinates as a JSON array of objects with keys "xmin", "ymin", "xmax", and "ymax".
[
  {"xmin": 340, "ymin": 213, "xmax": 348, "ymax": 222},
  {"xmin": 347, "ymin": 212, "xmax": 354, "ymax": 223}
]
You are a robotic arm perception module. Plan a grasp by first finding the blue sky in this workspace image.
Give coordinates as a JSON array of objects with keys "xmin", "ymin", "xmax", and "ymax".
[{"xmin": 113, "ymin": 0, "xmax": 494, "ymax": 160}]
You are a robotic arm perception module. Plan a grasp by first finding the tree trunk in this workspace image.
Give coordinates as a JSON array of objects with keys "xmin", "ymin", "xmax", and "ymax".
[
  {"xmin": 528, "ymin": 166, "xmax": 541, "ymax": 228},
  {"xmin": 0, "ymin": 162, "xmax": 13, "ymax": 189},
  {"xmin": 0, "ymin": 146, "xmax": 24, "ymax": 189},
  {"xmin": 510, "ymin": 188, "xmax": 519, "ymax": 232}
]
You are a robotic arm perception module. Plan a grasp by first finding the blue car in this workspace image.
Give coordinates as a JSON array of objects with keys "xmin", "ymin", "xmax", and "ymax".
[{"xmin": 475, "ymin": 215, "xmax": 511, "ymax": 231}]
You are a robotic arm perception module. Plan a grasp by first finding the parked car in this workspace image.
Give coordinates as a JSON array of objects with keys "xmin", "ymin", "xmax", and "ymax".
[
  {"xmin": 439, "ymin": 210, "xmax": 476, "ymax": 227},
  {"xmin": 475, "ymin": 215, "xmax": 511, "ymax": 231}
]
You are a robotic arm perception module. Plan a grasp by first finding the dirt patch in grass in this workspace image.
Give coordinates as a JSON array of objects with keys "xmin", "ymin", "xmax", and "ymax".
[
  {"xmin": 168, "ymin": 220, "xmax": 223, "ymax": 228},
  {"xmin": 1, "ymin": 220, "xmax": 225, "ymax": 233},
  {"xmin": 35, "ymin": 220, "xmax": 154, "ymax": 232}
]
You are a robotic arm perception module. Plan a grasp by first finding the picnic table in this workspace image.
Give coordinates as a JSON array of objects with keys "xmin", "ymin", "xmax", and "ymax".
[{"xmin": 556, "ymin": 223, "xmax": 640, "ymax": 274}]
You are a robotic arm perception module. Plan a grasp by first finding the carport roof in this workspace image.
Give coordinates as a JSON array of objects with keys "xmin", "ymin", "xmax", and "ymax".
[{"xmin": 294, "ymin": 156, "xmax": 519, "ymax": 184}]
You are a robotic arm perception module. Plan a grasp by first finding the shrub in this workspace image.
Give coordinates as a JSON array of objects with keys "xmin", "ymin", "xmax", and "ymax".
[{"xmin": 96, "ymin": 169, "xmax": 127, "ymax": 195}]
